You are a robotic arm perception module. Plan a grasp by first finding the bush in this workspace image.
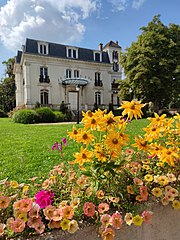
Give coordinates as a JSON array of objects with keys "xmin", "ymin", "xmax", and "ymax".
[
  {"xmin": 12, "ymin": 109, "xmax": 39, "ymax": 124},
  {"xmin": 0, "ymin": 109, "xmax": 8, "ymax": 118},
  {"xmin": 64, "ymin": 111, "xmax": 73, "ymax": 121},
  {"xmin": 35, "ymin": 107, "xmax": 56, "ymax": 123},
  {"xmin": 54, "ymin": 111, "xmax": 65, "ymax": 122}
]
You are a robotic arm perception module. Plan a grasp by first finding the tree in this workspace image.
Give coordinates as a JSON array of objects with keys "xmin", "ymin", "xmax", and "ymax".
[
  {"xmin": 0, "ymin": 58, "xmax": 16, "ymax": 113},
  {"xmin": 119, "ymin": 15, "xmax": 180, "ymax": 111}
]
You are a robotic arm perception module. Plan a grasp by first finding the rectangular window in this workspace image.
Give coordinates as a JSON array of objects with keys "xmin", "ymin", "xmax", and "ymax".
[
  {"xmin": 95, "ymin": 53, "xmax": 100, "ymax": 62},
  {"xmin": 67, "ymin": 48, "xmax": 78, "ymax": 58},
  {"xmin": 66, "ymin": 69, "xmax": 72, "ymax": 78},
  {"xmin": 68, "ymin": 49, "xmax": 72, "ymax": 58},
  {"xmin": 95, "ymin": 92, "xmax": 101, "ymax": 105},
  {"xmin": 73, "ymin": 49, "xmax": 76, "ymax": 58},
  {"xmin": 95, "ymin": 72, "xmax": 102, "ymax": 86},
  {"xmin": 40, "ymin": 90, "xmax": 49, "ymax": 105},
  {"xmin": 40, "ymin": 67, "xmax": 48, "ymax": 76},
  {"xmin": 74, "ymin": 70, "xmax": 79, "ymax": 78},
  {"xmin": 39, "ymin": 44, "xmax": 48, "ymax": 54}
]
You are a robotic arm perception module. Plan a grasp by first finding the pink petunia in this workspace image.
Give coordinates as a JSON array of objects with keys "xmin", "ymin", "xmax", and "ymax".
[
  {"xmin": 83, "ymin": 202, "xmax": 96, "ymax": 217},
  {"xmin": 110, "ymin": 212, "xmax": 123, "ymax": 229},
  {"xmin": 35, "ymin": 190, "xmax": 54, "ymax": 208},
  {"xmin": 142, "ymin": 210, "xmax": 153, "ymax": 224}
]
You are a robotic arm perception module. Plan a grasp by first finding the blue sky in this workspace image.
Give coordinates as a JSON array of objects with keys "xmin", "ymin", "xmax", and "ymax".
[{"xmin": 0, "ymin": 0, "xmax": 180, "ymax": 79}]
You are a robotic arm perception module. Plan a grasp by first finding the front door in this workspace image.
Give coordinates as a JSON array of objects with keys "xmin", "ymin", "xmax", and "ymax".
[{"xmin": 68, "ymin": 92, "xmax": 77, "ymax": 110}]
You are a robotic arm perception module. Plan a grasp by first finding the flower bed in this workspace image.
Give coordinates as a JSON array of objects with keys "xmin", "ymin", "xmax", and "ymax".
[{"xmin": 0, "ymin": 100, "xmax": 180, "ymax": 239}]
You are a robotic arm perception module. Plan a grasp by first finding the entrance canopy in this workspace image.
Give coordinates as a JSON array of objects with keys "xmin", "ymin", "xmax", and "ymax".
[{"xmin": 59, "ymin": 78, "xmax": 89, "ymax": 86}]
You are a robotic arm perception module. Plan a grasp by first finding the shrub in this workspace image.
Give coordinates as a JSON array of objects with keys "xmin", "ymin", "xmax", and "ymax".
[
  {"xmin": 12, "ymin": 109, "xmax": 39, "ymax": 124},
  {"xmin": 54, "ymin": 111, "xmax": 65, "ymax": 122},
  {"xmin": 35, "ymin": 107, "xmax": 56, "ymax": 123},
  {"xmin": 64, "ymin": 111, "xmax": 73, "ymax": 122},
  {"xmin": 0, "ymin": 109, "xmax": 8, "ymax": 118}
]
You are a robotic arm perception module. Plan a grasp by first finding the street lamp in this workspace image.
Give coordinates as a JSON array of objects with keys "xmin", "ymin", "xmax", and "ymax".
[
  {"xmin": 129, "ymin": 88, "xmax": 133, "ymax": 101},
  {"xmin": 76, "ymin": 85, "xmax": 80, "ymax": 124}
]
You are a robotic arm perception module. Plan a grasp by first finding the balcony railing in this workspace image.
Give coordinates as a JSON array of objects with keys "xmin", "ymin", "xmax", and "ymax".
[
  {"xmin": 111, "ymin": 82, "xmax": 119, "ymax": 89},
  {"xmin": 39, "ymin": 75, "xmax": 50, "ymax": 83},
  {"xmin": 94, "ymin": 80, "xmax": 103, "ymax": 87}
]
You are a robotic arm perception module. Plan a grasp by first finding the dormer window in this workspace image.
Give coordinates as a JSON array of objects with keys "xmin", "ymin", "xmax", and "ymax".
[
  {"xmin": 94, "ymin": 51, "xmax": 102, "ymax": 62},
  {"xmin": 38, "ymin": 42, "xmax": 48, "ymax": 55},
  {"xmin": 66, "ymin": 47, "xmax": 78, "ymax": 59}
]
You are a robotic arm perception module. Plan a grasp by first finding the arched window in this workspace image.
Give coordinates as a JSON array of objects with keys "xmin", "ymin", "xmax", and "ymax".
[{"xmin": 40, "ymin": 89, "xmax": 49, "ymax": 105}]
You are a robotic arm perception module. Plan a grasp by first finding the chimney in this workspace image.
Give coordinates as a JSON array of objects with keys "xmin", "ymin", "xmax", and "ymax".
[
  {"xmin": 116, "ymin": 41, "xmax": 118, "ymax": 45},
  {"xmin": 99, "ymin": 43, "xmax": 103, "ymax": 51}
]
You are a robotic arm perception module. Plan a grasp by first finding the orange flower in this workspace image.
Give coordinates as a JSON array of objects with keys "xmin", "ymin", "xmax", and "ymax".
[
  {"xmin": 127, "ymin": 185, "xmax": 135, "ymax": 195},
  {"xmin": 0, "ymin": 196, "xmax": 10, "ymax": 209},
  {"xmin": 98, "ymin": 203, "xmax": 109, "ymax": 214},
  {"xmin": 43, "ymin": 205, "xmax": 56, "ymax": 220},
  {"xmin": 0, "ymin": 223, "xmax": 6, "ymax": 236},
  {"xmin": 52, "ymin": 209, "xmax": 62, "ymax": 221},
  {"xmin": 101, "ymin": 227, "xmax": 115, "ymax": 240},
  {"xmin": 11, "ymin": 218, "xmax": 25, "ymax": 233},
  {"xmin": 142, "ymin": 210, "xmax": 153, "ymax": 224},
  {"xmin": 29, "ymin": 204, "xmax": 40, "ymax": 218},
  {"xmin": 100, "ymin": 214, "xmax": 111, "ymax": 227},
  {"xmin": 110, "ymin": 212, "xmax": 123, "ymax": 229},
  {"xmin": 83, "ymin": 202, "xmax": 96, "ymax": 217},
  {"xmin": 96, "ymin": 190, "xmax": 105, "ymax": 199},
  {"xmin": 34, "ymin": 222, "xmax": 45, "ymax": 234},
  {"xmin": 19, "ymin": 198, "xmax": 33, "ymax": 212},
  {"xmin": 61, "ymin": 206, "xmax": 74, "ymax": 219},
  {"xmin": 27, "ymin": 216, "xmax": 42, "ymax": 229},
  {"xmin": 67, "ymin": 220, "xmax": 79, "ymax": 234}
]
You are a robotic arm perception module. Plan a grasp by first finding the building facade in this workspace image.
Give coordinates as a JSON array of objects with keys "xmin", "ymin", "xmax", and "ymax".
[{"xmin": 14, "ymin": 38, "xmax": 122, "ymax": 112}]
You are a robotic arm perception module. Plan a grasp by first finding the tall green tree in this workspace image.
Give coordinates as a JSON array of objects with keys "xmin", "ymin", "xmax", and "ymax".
[
  {"xmin": 0, "ymin": 58, "xmax": 16, "ymax": 113},
  {"xmin": 119, "ymin": 15, "xmax": 180, "ymax": 111}
]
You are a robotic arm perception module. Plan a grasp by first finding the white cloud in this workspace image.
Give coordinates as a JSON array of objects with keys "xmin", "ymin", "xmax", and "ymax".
[
  {"xmin": 0, "ymin": 0, "xmax": 98, "ymax": 51},
  {"xmin": 108, "ymin": 0, "xmax": 128, "ymax": 11},
  {"xmin": 132, "ymin": 0, "xmax": 146, "ymax": 9},
  {"xmin": 108, "ymin": 0, "xmax": 146, "ymax": 11}
]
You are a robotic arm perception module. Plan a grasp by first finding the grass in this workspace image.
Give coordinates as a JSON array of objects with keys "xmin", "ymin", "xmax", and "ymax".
[{"xmin": 0, "ymin": 117, "xmax": 149, "ymax": 183}]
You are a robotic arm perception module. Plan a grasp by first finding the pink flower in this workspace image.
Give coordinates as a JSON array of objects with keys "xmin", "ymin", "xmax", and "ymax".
[
  {"xmin": 110, "ymin": 212, "xmax": 123, "ymax": 229},
  {"xmin": 142, "ymin": 210, "xmax": 153, "ymax": 224},
  {"xmin": 62, "ymin": 138, "xmax": 67, "ymax": 146},
  {"xmin": 35, "ymin": 190, "xmax": 54, "ymax": 208},
  {"xmin": 83, "ymin": 202, "xmax": 96, "ymax": 217},
  {"xmin": 100, "ymin": 214, "xmax": 111, "ymax": 227},
  {"xmin": 98, "ymin": 203, "xmax": 109, "ymax": 214},
  {"xmin": 52, "ymin": 142, "xmax": 62, "ymax": 151},
  {"xmin": 11, "ymin": 218, "xmax": 25, "ymax": 233}
]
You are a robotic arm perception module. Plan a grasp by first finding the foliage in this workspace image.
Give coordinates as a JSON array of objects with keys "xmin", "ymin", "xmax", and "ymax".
[
  {"xmin": 0, "ymin": 58, "xmax": 16, "ymax": 113},
  {"xmin": 12, "ymin": 109, "xmax": 39, "ymax": 124},
  {"xmin": 0, "ymin": 101, "xmax": 179, "ymax": 239},
  {"xmin": 54, "ymin": 111, "xmax": 65, "ymax": 122},
  {"xmin": 0, "ymin": 109, "xmax": 8, "ymax": 118},
  {"xmin": 119, "ymin": 15, "xmax": 180, "ymax": 111},
  {"xmin": 35, "ymin": 107, "xmax": 56, "ymax": 123}
]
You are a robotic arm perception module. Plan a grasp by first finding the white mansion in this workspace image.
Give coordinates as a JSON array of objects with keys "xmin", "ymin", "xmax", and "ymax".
[{"xmin": 14, "ymin": 38, "xmax": 122, "ymax": 112}]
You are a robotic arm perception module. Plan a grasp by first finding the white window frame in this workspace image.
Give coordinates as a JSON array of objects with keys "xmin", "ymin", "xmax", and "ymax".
[
  {"xmin": 74, "ymin": 70, "xmax": 80, "ymax": 78},
  {"xmin": 66, "ymin": 47, "xmax": 78, "ymax": 59},
  {"xmin": 66, "ymin": 69, "xmax": 72, "ymax": 79},
  {"xmin": 40, "ymin": 89, "xmax": 49, "ymax": 105},
  {"xmin": 94, "ymin": 51, "xmax": 102, "ymax": 62},
  {"xmin": 95, "ymin": 91, "xmax": 101, "ymax": 105},
  {"xmin": 38, "ymin": 42, "xmax": 49, "ymax": 55}
]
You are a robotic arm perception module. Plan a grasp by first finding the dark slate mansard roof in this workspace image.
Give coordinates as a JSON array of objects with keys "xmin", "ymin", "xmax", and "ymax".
[{"xmin": 16, "ymin": 38, "xmax": 110, "ymax": 64}]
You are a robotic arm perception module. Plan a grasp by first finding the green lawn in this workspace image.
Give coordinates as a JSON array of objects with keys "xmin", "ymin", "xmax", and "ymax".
[{"xmin": 0, "ymin": 118, "xmax": 149, "ymax": 182}]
